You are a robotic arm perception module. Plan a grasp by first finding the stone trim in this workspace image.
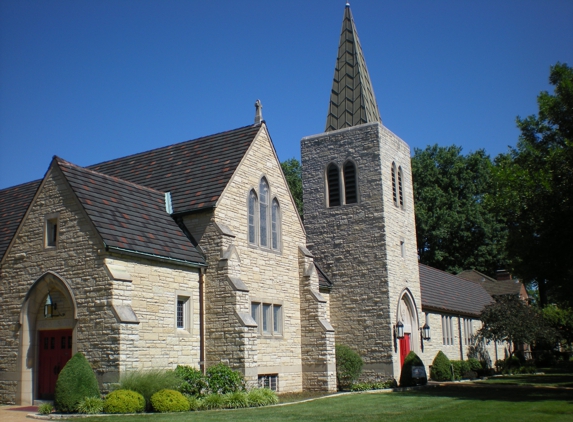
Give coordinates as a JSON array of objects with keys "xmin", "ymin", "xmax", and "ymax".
[
  {"xmin": 111, "ymin": 305, "xmax": 139, "ymax": 324},
  {"xmin": 319, "ymin": 318, "xmax": 334, "ymax": 332},
  {"xmin": 105, "ymin": 263, "xmax": 132, "ymax": 282},
  {"xmin": 235, "ymin": 311, "xmax": 258, "ymax": 327},
  {"xmin": 310, "ymin": 289, "xmax": 327, "ymax": 303},
  {"xmin": 227, "ymin": 276, "xmax": 249, "ymax": 292}
]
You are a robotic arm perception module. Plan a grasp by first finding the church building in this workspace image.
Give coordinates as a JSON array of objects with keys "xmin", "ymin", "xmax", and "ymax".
[{"xmin": 0, "ymin": 4, "xmax": 509, "ymax": 405}]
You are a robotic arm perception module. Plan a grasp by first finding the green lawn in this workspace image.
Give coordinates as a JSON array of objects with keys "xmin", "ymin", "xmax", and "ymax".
[
  {"xmin": 479, "ymin": 373, "xmax": 573, "ymax": 388},
  {"xmin": 82, "ymin": 383, "xmax": 573, "ymax": 422}
]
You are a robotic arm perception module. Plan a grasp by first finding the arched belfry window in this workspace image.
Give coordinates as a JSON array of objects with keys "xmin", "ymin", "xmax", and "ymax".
[
  {"xmin": 271, "ymin": 199, "xmax": 280, "ymax": 250},
  {"xmin": 391, "ymin": 163, "xmax": 398, "ymax": 207},
  {"xmin": 343, "ymin": 161, "xmax": 357, "ymax": 204},
  {"xmin": 248, "ymin": 190, "xmax": 258, "ymax": 244},
  {"xmin": 327, "ymin": 163, "xmax": 341, "ymax": 207},
  {"xmin": 398, "ymin": 166, "xmax": 404, "ymax": 209},
  {"xmin": 259, "ymin": 178, "xmax": 269, "ymax": 247}
]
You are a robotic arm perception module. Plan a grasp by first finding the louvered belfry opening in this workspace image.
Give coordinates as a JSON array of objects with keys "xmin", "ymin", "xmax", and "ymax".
[
  {"xmin": 325, "ymin": 4, "xmax": 382, "ymax": 132},
  {"xmin": 327, "ymin": 163, "xmax": 341, "ymax": 207},
  {"xmin": 391, "ymin": 163, "xmax": 398, "ymax": 206},
  {"xmin": 398, "ymin": 166, "xmax": 404, "ymax": 208},
  {"xmin": 343, "ymin": 161, "xmax": 357, "ymax": 204}
]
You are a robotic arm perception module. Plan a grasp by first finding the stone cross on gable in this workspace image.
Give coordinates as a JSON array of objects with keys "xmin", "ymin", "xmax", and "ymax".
[{"xmin": 254, "ymin": 99, "xmax": 263, "ymax": 125}]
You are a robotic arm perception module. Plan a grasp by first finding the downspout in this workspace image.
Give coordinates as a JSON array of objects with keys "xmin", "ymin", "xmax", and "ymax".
[
  {"xmin": 199, "ymin": 268, "xmax": 206, "ymax": 374},
  {"xmin": 458, "ymin": 316, "xmax": 464, "ymax": 360}
]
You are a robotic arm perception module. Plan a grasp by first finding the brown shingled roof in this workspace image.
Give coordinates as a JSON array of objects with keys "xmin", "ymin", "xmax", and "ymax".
[
  {"xmin": 89, "ymin": 124, "xmax": 262, "ymax": 215},
  {"xmin": 457, "ymin": 269, "xmax": 525, "ymax": 298},
  {"xmin": 0, "ymin": 180, "xmax": 41, "ymax": 261},
  {"xmin": 419, "ymin": 264, "xmax": 492, "ymax": 317},
  {"xmin": 56, "ymin": 157, "xmax": 205, "ymax": 265}
]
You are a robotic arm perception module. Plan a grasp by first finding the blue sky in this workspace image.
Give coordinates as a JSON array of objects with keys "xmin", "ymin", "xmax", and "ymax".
[{"xmin": 1, "ymin": 0, "xmax": 572, "ymax": 190}]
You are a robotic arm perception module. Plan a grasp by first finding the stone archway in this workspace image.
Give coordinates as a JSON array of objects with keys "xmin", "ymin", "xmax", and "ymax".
[
  {"xmin": 18, "ymin": 272, "xmax": 77, "ymax": 404},
  {"xmin": 396, "ymin": 290, "xmax": 419, "ymax": 367}
]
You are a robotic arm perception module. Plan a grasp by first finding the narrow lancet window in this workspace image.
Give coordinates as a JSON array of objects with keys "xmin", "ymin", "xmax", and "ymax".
[
  {"xmin": 259, "ymin": 178, "xmax": 269, "ymax": 247},
  {"xmin": 391, "ymin": 163, "xmax": 398, "ymax": 207},
  {"xmin": 398, "ymin": 166, "xmax": 404, "ymax": 208},
  {"xmin": 343, "ymin": 161, "xmax": 357, "ymax": 204},
  {"xmin": 248, "ymin": 190, "xmax": 257, "ymax": 244},
  {"xmin": 327, "ymin": 163, "xmax": 341, "ymax": 207},
  {"xmin": 271, "ymin": 199, "xmax": 280, "ymax": 250}
]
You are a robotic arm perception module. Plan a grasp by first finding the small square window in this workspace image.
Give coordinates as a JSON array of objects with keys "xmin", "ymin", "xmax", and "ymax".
[
  {"xmin": 258, "ymin": 374, "xmax": 278, "ymax": 391},
  {"xmin": 176, "ymin": 296, "xmax": 190, "ymax": 331},
  {"xmin": 45, "ymin": 216, "xmax": 58, "ymax": 248}
]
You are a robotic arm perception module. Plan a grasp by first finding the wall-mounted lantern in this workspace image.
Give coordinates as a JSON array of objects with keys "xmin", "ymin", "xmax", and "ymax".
[
  {"xmin": 422, "ymin": 323, "xmax": 431, "ymax": 341},
  {"xmin": 396, "ymin": 321, "xmax": 405, "ymax": 339},
  {"xmin": 44, "ymin": 293, "xmax": 58, "ymax": 318}
]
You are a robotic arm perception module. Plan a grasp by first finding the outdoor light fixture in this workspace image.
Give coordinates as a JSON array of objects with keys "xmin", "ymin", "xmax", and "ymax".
[
  {"xmin": 396, "ymin": 321, "xmax": 405, "ymax": 339},
  {"xmin": 44, "ymin": 293, "xmax": 58, "ymax": 318},
  {"xmin": 422, "ymin": 323, "xmax": 431, "ymax": 341}
]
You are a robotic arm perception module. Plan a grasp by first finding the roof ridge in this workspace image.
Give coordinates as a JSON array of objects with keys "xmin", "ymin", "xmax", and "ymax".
[
  {"xmin": 54, "ymin": 156, "xmax": 166, "ymax": 196},
  {"xmin": 87, "ymin": 124, "xmax": 260, "ymax": 170}
]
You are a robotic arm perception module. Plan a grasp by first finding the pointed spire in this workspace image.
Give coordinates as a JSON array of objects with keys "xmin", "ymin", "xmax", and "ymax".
[{"xmin": 325, "ymin": 4, "xmax": 382, "ymax": 132}]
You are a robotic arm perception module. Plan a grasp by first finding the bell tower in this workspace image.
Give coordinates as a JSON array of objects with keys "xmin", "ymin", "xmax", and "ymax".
[{"xmin": 301, "ymin": 3, "xmax": 423, "ymax": 380}]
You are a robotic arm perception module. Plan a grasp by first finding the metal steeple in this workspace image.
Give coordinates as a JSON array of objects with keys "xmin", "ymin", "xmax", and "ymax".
[{"xmin": 325, "ymin": 4, "xmax": 382, "ymax": 132}]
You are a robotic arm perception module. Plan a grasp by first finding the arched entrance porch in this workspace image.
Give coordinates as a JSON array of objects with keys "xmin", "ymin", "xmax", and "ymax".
[
  {"xmin": 17, "ymin": 272, "xmax": 77, "ymax": 404},
  {"xmin": 396, "ymin": 290, "xmax": 419, "ymax": 367}
]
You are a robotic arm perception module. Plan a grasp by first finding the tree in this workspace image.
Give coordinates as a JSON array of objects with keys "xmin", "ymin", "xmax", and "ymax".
[
  {"xmin": 412, "ymin": 145, "xmax": 507, "ymax": 276},
  {"xmin": 281, "ymin": 158, "xmax": 303, "ymax": 217},
  {"xmin": 477, "ymin": 295, "xmax": 552, "ymax": 356},
  {"xmin": 493, "ymin": 63, "xmax": 573, "ymax": 306}
]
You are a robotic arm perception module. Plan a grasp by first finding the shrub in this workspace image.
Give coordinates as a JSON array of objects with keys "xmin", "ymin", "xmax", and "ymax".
[
  {"xmin": 38, "ymin": 403, "xmax": 53, "ymax": 415},
  {"xmin": 451, "ymin": 360, "xmax": 471, "ymax": 380},
  {"xmin": 54, "ymin": 352, "xmax": 100, "ymax": 413},
  {"xmin": 115, "ymin": 369, "xmax": 181, "ymax": 411},
  {"xmin": 103, "ymin": 390, "xmax": 145, "ymax": 414},
  {"xmin": 350, "ymin": 379, "xmax": 396, "ymax": 391},
  {"xmin": 223, "ymin": 391, "xmax": 249, "ymax": 409},
  {"xmin": 399, "ymin": 351, "xmax": 427, "ymax": 387},
  {"xmin": 335, "ymin": 344, "xmax": 363, "ymax": 390},
  {"xmin": 258, "ymin": 387, "xmax": 279, "ymax": 405},
  {"xmin": 201, "ymin": 393, "xmax": 224, "ymax": 410},
  {"xmin": 150, "ymin": 389, "xmax": 190, "ymax": 413},
  {"xmin": 467, "ymin": 358, "xmax": 482, "ymax": 372},
  {"xmin": 430, "ymin": 351, "xmax": 452, "ymax": 381},
  {"xmin": 205, "ymin": 364, "xmax": 245, "ymax": 394},
  {"xmin": 175, "ymin": 365, "xmax": 208, "ymax": 397},
  {"xmin": 186, "ymin": 395, "xmax": 202, "ymax": 411},
  {"xmin": 76, "ymin": 396, "xmax": 104, "ymax": 414}
]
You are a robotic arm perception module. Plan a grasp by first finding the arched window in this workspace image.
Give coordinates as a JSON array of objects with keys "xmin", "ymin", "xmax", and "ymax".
[
  {"xmin": 248, "ymin": 190, "xmax": 258, "ymax": 244},
  {"xmin": 343, "ymin": 161, "xmax": 357, "ymax": 204},
  {"xmin": 259, "ymin": 178, "xmax": 269, "ymax": 247},
  {"xmin": 391, "ymin": 163, "xmax": 398, "ymax": 207},
  {"xmin": 398, "ymin": 166, "xmax": 404, "ymax": 208},
  {"xmin": 326, "ymin": 163, "xmax": 340, "ymax": 207},
  {"xmin": 271, "ymin": 199, "xmax": 280, "ymax": 250}
]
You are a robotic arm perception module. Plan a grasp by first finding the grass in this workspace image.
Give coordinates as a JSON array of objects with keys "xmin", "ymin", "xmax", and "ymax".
[
  {"xmin": 479, "ymin": 373, "xmax": 573, "ymax": 388},
  {"xmin": 79, "ymin": 382, "xmax": 573, "ymax": 422}
]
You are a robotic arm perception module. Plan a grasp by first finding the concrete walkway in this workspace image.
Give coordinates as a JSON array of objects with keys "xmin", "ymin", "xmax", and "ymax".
[{"xmin": 0, "ymin": 405, "xmax": 39, "ymax": 421}]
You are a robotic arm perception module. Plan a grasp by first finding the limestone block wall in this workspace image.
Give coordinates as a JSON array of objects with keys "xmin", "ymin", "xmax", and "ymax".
[
  {"xmin": 105, "ymin": 257, "xmax": 201, "ymax": 374},
  {"xmin": 0, "ymin": 167, "xmax": 115, "ymax": 404},
  {"xmin": 303, "ymin": 122, "xmax": 423, "ymax": 380}
]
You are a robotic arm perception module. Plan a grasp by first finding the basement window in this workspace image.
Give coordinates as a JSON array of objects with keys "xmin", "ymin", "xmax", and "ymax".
[{"xmin": 258, "ymin": 374, "xmax": 278, "ymax": 391}]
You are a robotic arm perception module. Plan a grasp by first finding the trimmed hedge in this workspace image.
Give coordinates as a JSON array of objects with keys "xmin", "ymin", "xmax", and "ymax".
[
  {"xmin": 335, "ymin": 344, "xmax": 363, "ymax": 390},
  {"xmin": 430, "ymin": 351, "xmax": 452, "ymax": 381},
  {"xmin": 103, "ymin": 390, "xmax": 145, "ymax": 414},
  {"xmin": 150, "ymin": 389, "xmax": 190, "ymax": 413},
  {"xmin": 54, "ymin": 353, "xmax": 100, "ymax": 413},
  {"xmin": 399, "ymin": 351, "xmax": 427, "ymax": 387}
]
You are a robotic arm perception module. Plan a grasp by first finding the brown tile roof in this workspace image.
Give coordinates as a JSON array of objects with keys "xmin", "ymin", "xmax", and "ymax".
[
  {"xmin": 457, "ymin": 269, "xmax": 525, "ymax": 298},
  {"xmin": 56, "ymin": 157, "xmax": 205, "ymax": 265},
  {"xmin": 0, "ymin": 180, "xmax": 41, "ymax": 261},
  {"xmin": 419, "ymin": 264, "xmax": 493, "ymax": 317},
  {"xmin": 89, "ymin": 124, "xmax": 262, "ymax": 215}
]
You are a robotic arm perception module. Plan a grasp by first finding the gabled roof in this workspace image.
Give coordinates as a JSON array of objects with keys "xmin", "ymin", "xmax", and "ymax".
[
  {"xmin": 315, "ymin": 263, "xmax": 333, "ymax": 291},
  {"xmin": 419, "ymin": 264, "xmax": 493, "ymax": 317},
  {"xmin": 0, "ymin": 180, "xmax": 41, "ymax": 261},
  {"xmin": 325, "ymin": 4, "xmax": 382, "ymax": 132},
  {"xmin": 56, "ymin": 157, "xmax": 205, "ymax": 265},
  {"xmin": 457, "ymin": 269, "xmax": 525, "ymax": 298},
  {"xmin": 89, "ymin": 124, "xmax": 262, "ymax": 215}
]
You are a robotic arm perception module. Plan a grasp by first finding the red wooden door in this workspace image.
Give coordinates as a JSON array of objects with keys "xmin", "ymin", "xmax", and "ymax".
[
  {"xmin": 38, "ymin": 329, "xmax": 73, "ymax": 399},
  {"xmin": 399, "ymin": 333, "xmax": 411, "ymax": 367}
]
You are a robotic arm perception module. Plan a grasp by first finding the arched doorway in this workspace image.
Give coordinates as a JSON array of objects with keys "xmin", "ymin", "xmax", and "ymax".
[
  {"xmin": 18, "ymin": 272, "xmax": 77, "ymax": 404},
  {"xmin": 397, "ymin": 291, "xmax": 419, "ymax": 367}
]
